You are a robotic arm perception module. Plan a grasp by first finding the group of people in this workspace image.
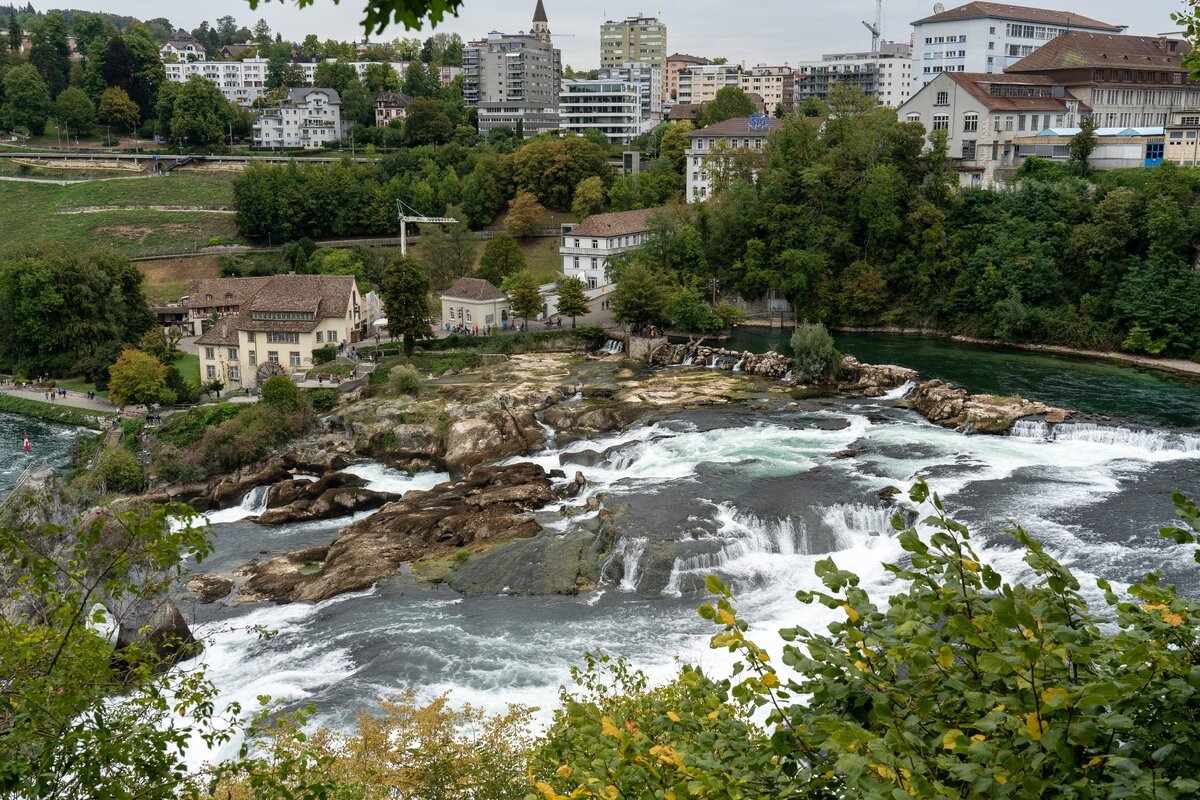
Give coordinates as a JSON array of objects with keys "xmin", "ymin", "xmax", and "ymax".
[
  {"xmin": 630, "ymin": 323, "xmax": 661, "ymax": 338},
  {"xmin": 543, "ymin": 317, "xmax": 564, "ymax": 329},
  {"xmin": 44, "ymin": 387, "xmax": 67, "ymax": 402}
]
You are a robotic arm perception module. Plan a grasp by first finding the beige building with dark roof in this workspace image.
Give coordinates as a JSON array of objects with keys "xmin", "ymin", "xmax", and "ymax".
[
  {"xmin": 440, "ymin": 277, "xmax": 513, "ymax": 332},
  {"xmin": 195, "ymin": 275, "xmax": 364, "ymax": 389},
  {"xmin": 560, "ymin": 207, "xmax": 662, "ymax": 292}
]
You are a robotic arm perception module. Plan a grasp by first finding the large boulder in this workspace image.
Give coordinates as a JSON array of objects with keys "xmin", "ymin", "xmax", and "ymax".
[
  {"xmin": 839, "ymin": 356, "xmax": 919, "ymax": 395},
  {"xmin": 114, "ymin": 598, "xmax": 197, "ymax": 665},
  {"xmin": 184, "ymin": 573, "xmax": 233, "ymax": 604},
  {"xmin": 907, "ymin": 379, "xmax": 1070, "ymax": 434}
]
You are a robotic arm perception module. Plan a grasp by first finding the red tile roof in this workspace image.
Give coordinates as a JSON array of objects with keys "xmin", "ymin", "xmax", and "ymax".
[
  {"xmin": 569, "ymin": 207, "xmax": 663, "ymax": 238},
  {"xmin": 196, "ymin": 315, "xmax": 240, "ymax": 347},
  {"xmin": 912, "ymin": 2, "xmax": 1122, "ymax": 31},
  {"xmin": 1005, "ymin": 32, "xmax": 1191, "ymax": 73},
  {"xmin": 442, "ymin": 277, "xmax": 506, "ymax": 302},
  {"xmin": 941, "ymin": 72, "xmax": 1091, "ymax": 112},
  {"xmin": 687, "ymin": 116, "xmax": 785, "ymax": 137}
]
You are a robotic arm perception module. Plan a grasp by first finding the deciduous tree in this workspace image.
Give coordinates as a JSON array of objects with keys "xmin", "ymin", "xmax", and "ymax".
[
  {"xmin": 506, "ymin": 270, "xmax": 544, "ymax": 327},
  {"xmin": 108, "ymin": 348, "xmax": 173, "ymax": 411},
  {"xmin": 2, "ymin": 64, "xmax": 52, "ymax": 135},
  {"xmin": 555, "ymin": 275, "xmax": 590, "ymax": 328},
  {"xmin": 504, "ymin": 191, "xmax": 544, "ymax": 239},
  {"xmin": 55, "ymin": 87, "xmax": 96, "ymax": 136},
  {"xmin": 571, "ymin": 175, "xmax": 607, "ymax": 219},
  {"xmin": 99, "ymin": 86, "xmax": 141, "ymax": 133},
  {"xmin": 380, "ymin": 254, "xmax": 433, "ymax": 354},
  {"xmin": 478, "ymin": 232, "xmax": 525, "ymax": 286}
]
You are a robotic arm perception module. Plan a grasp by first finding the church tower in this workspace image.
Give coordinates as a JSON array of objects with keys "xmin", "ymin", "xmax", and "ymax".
[{"xmin": 532, "ymin": 0, "xmax": 551, "ymax": 43}]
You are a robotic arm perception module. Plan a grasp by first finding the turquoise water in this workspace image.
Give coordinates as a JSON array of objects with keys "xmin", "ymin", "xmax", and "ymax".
[
  {"xmin": 0, "ymin": 411, "xmax": 79, "ymax": 497},
  {"xmin": 724, "ymin": 329, "xmax": 1200, "ymax": 429}
]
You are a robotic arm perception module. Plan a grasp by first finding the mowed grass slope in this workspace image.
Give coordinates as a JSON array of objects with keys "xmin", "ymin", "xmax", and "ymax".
[{"xmin": 0, "ymin": 172, "xmax": 241, "ymax": 255}]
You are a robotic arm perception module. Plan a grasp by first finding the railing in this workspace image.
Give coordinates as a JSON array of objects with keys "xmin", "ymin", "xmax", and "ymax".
[{"xmin": 0, "ymin": 458, "xmax": 48, "ymax": 511}]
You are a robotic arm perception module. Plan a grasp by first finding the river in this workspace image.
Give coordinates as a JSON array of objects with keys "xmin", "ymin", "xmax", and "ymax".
[
  {"xmin": 0, "ymin": 411, "xmax": 79, "ymax": 497},
  {"xmin": 177, "ymin": 333, "xmax": 1200, "ymax": 767}
]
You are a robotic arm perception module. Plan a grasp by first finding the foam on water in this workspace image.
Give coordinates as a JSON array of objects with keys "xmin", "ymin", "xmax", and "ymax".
[
  {"xmin": 340, "ymin": 462, "xmax": 449, "ymax": 494},
  {"xmin": 1011, "ymin": 421, "xmax": 1200, "ymax": 453},
  {"xmin": 200, "ymin": 485, "xmax": 270, "ymax": 526}
]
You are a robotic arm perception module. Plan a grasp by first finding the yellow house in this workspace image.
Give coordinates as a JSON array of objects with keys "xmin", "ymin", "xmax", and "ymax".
[
  {"xmin": 439, "ymin": 277, "xmax": 512, "ymax": 332},
  {"xmin": 197, "ymin": 274, "xmax": 364, "ymax": 389}
]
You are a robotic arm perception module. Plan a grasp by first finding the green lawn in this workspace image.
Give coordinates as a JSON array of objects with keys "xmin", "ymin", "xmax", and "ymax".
[
  {"xmin": 57, "ymin": 378, "xmax": 107, "ymax": 398},
  {"xmin": 174, "ymin": 353, "xmax": 201, "ymax": 387},
  {"xmin": 0, "ymin": 172, "xmax": 240, "ymax": 255}
]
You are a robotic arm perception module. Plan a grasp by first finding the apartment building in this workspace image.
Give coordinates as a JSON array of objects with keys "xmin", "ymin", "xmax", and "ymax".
[
  {"xmin": 600, "ymin": 15, "xmax": 667, "ymax": 74},
  {"xmin": 795, "ymin": 42, "xmax": 913, "ymax": 107},
  {"xmin": 196, "ymin": 275, "xmax": 364, "ymax": 389},
  {"xmin": 739, "ymin": 65, "xmax": 795, "ymax": 114},
  {"xmin": 896, "ymin": 71, "xmax": 1088, "ymax": 186},
  {"xmin": 160, "ymin": 29, "xmax": 206, "ymax": 61},
  {"xmin": 910, "ymin": 2, "xmax": 1123, "ymax": 92},
  {"xmin": 1005, "ymin": 32, "xmax": 1197, "ymax": 128},
  {"xmin": 463, "ymin": 2, "xmax": 561, "ymax": 136},
  {"xmin": 252, "ymin": 88, "xmax": 344, "ymax": 149},
  {"xmin": 666, "ymin": 53, "xmax": 709, "ymax": 101},
  {"xmin": 162, "ymin": 57, "xmax": 410, "ymax": 106},
  {"xmin": 678, "ymin": 63, "xmax": 741, "ymax": 105},
  {"xmin": 560, "ymin": 207, "xmax": 660, "ymax": 292},
  {"xmin": 598, "ymin": 62, "xmax": 663, "ymax": 121},
  {"xmin": 560, "ymin": 79, "xmax": 643, "ymax": 144},
  {"xmin": 685, "ymin": 115, "xmax": 785, "ymax": 202}
]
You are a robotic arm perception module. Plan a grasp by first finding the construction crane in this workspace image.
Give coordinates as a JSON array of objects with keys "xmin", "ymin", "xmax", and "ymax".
[
  {"xmin": 862, "ymin": 0, "xmax": 882, "ymax": 52},
  {"xmin": 395, "ymin": 199, "xmax": 458, "ymax": 257}
]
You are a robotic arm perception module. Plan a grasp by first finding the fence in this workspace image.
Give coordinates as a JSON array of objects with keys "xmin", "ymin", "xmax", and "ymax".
[{"xmin": 0, "ymin": 458, "xmax": 48, "ymax": 512}]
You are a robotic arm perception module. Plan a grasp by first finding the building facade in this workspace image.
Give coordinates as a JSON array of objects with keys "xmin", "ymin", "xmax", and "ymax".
[
  {"xmin": 160, "ymin": 29, "xmax": 206, "ymax": 61},
  {"xmin": 195, "ymin": 275, "xmax": 364, "ymax": 389},
  {"xmin": 795, "ymin": 42, "xmax": 913, "ymax": 107},
  {"xmin": 677, "ymin": 63, "xmax": 741, "ymax": 105},
  {"xmin": 896, "ymin": 71, "xmax": 1088, "ymax": 187},
  {"xmin": 560, "ymin": 207, "xmax": 659, "ymax": 292},
  {"xmin": 598, "ymin": 62, "xmax": 664, "ymax": 122},
  {"xmin": 252, "ymin": 88, "xmax": 344, "ymax": 149},
  {"xmin": 1013, "ymin": 126, "xmax": 1164, "ymax": 169},
  {"xmin": 910, "ymin": 2, "xmax": 1123, "ymax": 92},
  {"xmin": 463, "ymin": 2, "xmax": 561, "ymax": 137},
  {"xmin": 162, "ymin": 58, "xmax": 409, "ymax": 106},
  {"xmin": 1164, "ymin": 110, "xmax": 1200, "ymax": 165},
  {"xmin": 666, "ymin": 53, "xmax": 709, "ymax": 101},
  {"xmin": 560, "ymin": 79, "xmax": 644, "ymax": 144},
  {"xmin": 375, "ymin": 92, "xmax": 411, "ymax": 126},
  {"xmin": 1005, "ymin": 32, "xmax": 1197, "ymax": 128},
  {"xmin": 440, "ymin": 278, "xmax": 512, "ymax": 331},
  {"xmin": 739, "ymin": 65, "xmax": 796, "ymax": 114},
  {"xmin": 600, "ymin": 15, "xmax": 667, "ymax": 74},
  {"xmin": 685, "ymin": 115, "xmax": 786, "ymax": 202}
]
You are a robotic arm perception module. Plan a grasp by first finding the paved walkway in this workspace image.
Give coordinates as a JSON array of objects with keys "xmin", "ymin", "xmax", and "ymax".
[{"xmin": 0, "ymin": 385, "xmax": 118, "ymax": 414}]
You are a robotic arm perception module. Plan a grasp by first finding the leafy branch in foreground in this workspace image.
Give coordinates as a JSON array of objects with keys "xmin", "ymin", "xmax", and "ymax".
[
  {"xmin": 535, "ymin": 480, "xmax": 1200, "ymax": 799},
  {"xmin": 246, "ymin": 0, "xmax": 464, "ymax": 35}
]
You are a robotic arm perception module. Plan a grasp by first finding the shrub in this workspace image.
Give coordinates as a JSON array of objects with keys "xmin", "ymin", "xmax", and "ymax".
[
  {"xmin": 312, "ymin": 345, "xmax": 337, "ymax": 365},
  {"xmin": 120, "ymin": 418, "xmax": 145, "ymax": 452},
  {"xmin": 154, "ymin": 404, "xmax": 243, "ymax": 448},
  {"xmin": 261, "ymin": 375, "xmax": 299, "ymax": 410},
  {"xmin": 790, "ymin": 322, "xmax": 842, "ymax": 383},
  {"xmin": 388, "ymin": 364, "xmax": 424, "ymax": 396},
  {"xmin": 96, "ymin": 445, "xmax": 143, "ymax": 494},
  {"xmin": 306, "ymin": 389, "xmax": 339, "ymax": 412}
]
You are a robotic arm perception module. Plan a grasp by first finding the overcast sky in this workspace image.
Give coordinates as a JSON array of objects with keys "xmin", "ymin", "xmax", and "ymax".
[{"xmin": 52, "ymin": 0, "xmax": 1186, "ymax": 68}]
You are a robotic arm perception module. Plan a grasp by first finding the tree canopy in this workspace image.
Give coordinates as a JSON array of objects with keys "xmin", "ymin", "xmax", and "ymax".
[{"xmin": 380, "ymin": 254, "xmax": 433, "ymax": 354}]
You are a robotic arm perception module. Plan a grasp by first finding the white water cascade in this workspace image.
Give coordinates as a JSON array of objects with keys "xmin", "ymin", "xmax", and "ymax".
[
  {"xmin": 1010, "ymin": 420, "xmax": 1200, "ymax": 454},
  {"xmin": 607, "ymin": 537, "xmax": 649, "ymax": 592},
  {"xmin": 781, "ymin": 370, "xmax": 794, "ymax": 383},
  {"xmin": 201, "ymin": 485, "xmax": 270, "ymax": 526},
  {"xmin": 682, "ymin": 355, "xmax": 694, "ymax": 366},
  {"xmin": 732, "ymin": 358, "xmax": 745, "ymax": 373},
  {"xmin": 880, "ymin": 380, "xmax": 918, "ymax": 401},
  {"xmin": 599, "ymin": 339, "xmax": 624, "ymax": 355},
  {"xmin": 708, "ymin": 355, "xmax": 721, "ymax": 368}
]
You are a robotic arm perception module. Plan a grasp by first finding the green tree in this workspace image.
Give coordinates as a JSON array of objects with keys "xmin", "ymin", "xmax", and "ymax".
[
  {"xmin": 340, "ymin": 78, "xmax": 374, "ymax": 127},
  {"xmin": 154, "ymin": 80, "xmax": 180, "ymax": 140},
  {"xmin": 510, "ymin": 136, "xmax": 611, "ymax": 210},
  {"xmin": 363, "ymin": 61, "xmax": 401, "ymax": 94},
  {"xmin": 403, "ymin": 58, "xmax": 437, "ymax": 97},
  {"xmin": 403, "ymin": 96, "xmax": 453, "ymax": 144},
  {"xmin": 72, "ymin": 13, "xmax": 116, "ymax": 58},
  {"xmin": 571, "ymin": 175, "xmax": 607, "ymax": 219},
  {"xmin": 697, "ymin": 85, "xmax": 756, "ymax": 127},
  {"xmin": 418, "ymin": 206, "xmax": 476, "ymax": 290},
  {"xmin": 55, "ymin": 86, "xmax": 96, "ymax": 136},
  {"xmin": 96, "ymin": 444, "xmax": 144, "ymax": 492},
  {"xmin": 658, "ymin": 121, "xmax": 693, "ymax": 173},
  {"xmin": 610, "ymin": 262, "xmax": 670, "ymax": 326},
  {"xmin": 261, "ymin": 373, "xmax": 299, "ymax": 409},
  {"xmin": 28, "ymin": 11, "xmax": 70, "ymax": 97},
  {"xmin": 169, "ymin": 74, "xmax": 231, "ymax": 144},
  {"xmin": 138, "ymin": 326, "xmax": 182, "ymax": 365},
  {"xmin": 2, "ymin": 64, "xmax": 52, "ymax": 135},
  {"xmin": 668, "ymin": 286, "xmax": 722, "ymax": 332},
  {"xmin": 107, "ymin": 347, "xmax": 174, "ymax": 412},
  {"xmin": 380, "ymin": 254, "xmax": 433, "ymax": 355},
  {"xmin": 504, "ymin": 190, "xmax": 544, "ymax": 239},
  {"xmin": 790, "ymin": 321, "xmax": 841, "ymax": 383},
  {"xmin": 98, "ymin": 85, "xmax": 141, "ymax": 133},
  {"xmin": 506, "ymin": 270, "xmax": 544, "ymax": 327},
  {"xmin": 555, "ymin": 275, "xmax": 589, "ymax": 328},
  {"xmin": 313, "ymin": 59, "xmax": 358, "ymax": 94},
  {"xmin": 478, "ymin": 232, "xmax": 526, "ymax": 286},
  {"xmin": 1070, "ymin": 114, "xmax": 1099, "ymax": 176},
  {"xmin": 244, "ymin": 0, "xmax": 464, "ymax": 37}
]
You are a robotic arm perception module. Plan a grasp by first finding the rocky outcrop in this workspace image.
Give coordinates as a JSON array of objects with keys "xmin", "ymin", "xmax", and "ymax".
[
  {"xmin": 441, "ymin": 390, "xmax": 561, "ymax": 473},
  {"xmin": 237, "ymin": 462, "xmax": 575, "ymax": 603},
  {"xmin": 114, "ymin": 598, "xmax": 197, "ymax": 665},
  {"xmin": 906, "ymin": 379, "xmax": 1070, "ymax": 434},
  {"xmin": 185, "ymin": 573, "xmax": 233, "ymax": 603},
  {"xmin": 839, "ymin": 356, "xmax": 919, "ymax": 397},
  {"xmin": 652, "ymin": 342, "xmax": 794, "ymax": 379},
  {"xmin": 254, "ymin": 472, "xmax": 395, "ymax": 525},
  {"xmin": 196, "ymin": 451, "xmax": 351, "ymax": 511}
]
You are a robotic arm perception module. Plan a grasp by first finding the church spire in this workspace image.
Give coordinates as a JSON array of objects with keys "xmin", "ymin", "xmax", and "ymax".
[{"xmin": 532, "ymin": 0, "xmax": 551, "ymax": 42}]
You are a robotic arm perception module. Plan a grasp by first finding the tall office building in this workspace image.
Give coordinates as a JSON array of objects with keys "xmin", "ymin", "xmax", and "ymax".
[
  {"xmin": 463, "ymin": 1, "xmax": 562, "ymax": 136},
  {"xmin": 600, "ymin": 15, "xmax": 668, "ymax": 74}
]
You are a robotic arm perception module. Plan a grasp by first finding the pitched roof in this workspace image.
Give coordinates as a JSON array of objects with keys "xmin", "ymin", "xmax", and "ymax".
[
  {"xmin": 221, "ymin": 43, "xmax": 254, "ymax": 58},
  {"xmin": 1005, "ymin": 32, "xmax": 1191, "ymax": 73},
  {"xmin": 196, "ymin": 315, "xmax": 240, "ymax": 347},
  {"xmin": 443, "ymin": 277, "xmax": 507, "ymax": 302},
  {"xmin": 912, "ymin": 2, "xmax": 1123, "ymax": 31},
  {"xmin": 168, "ymin": 29, "xmax": 203, "ymax": 45},
  {"xmin": 533, "ymin": 0, "xmax": 548, "ymax": 23},
  {"xmin": 187, "ymin": 276, "xmax": 272, "ymax": 310},
  {"xmin": 376, "ymin": 91, "xmax": 412, "ymax": 107},
  {"xmin": 940, "ymin": 72, "xmax": 1091, "ymax": 112},
  {"xmin": 687, "ymin": 115, "xmax": 785, "ymax": 137},
  {"xmin": 668, "ymin": 103, "xmax": 702, "ymax": 121},
  {"xmin": 570, "ymin": 207, "xmax": 664, "ymax": 238},
  {"xmin": 248, "ymin": 275, "xmax": 357, "ymax": 317},
  {"xmin": 668, "ymin": 53, "xmax": 711, "ymax": 65},
  {"xmin": 287, "ymin": 87, "xmax": 341, "ymax": 105}
]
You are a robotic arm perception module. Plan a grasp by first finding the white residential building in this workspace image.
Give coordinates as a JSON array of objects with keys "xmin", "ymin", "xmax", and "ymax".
[
  {"xmin": 598, "ymin": 62, "xmax": 664, "ymax": 122},
  {"xmin": 162, "ymin": 58, "xmax": 409, "ymax": 106},
  {"xmin": 910, "ymin": 1, "xmax": 1124, "ymax": 93},
  {"xmin": 560, "ymin": 207, "xmax": 660, "ymax": 292},
  {"xmin": 685, "ymin": 115, "xmax": 792, "ymax": 202},
  {"xmin": 795, "ymin": 42, "xmax": 912, "ymax": 107},
  {"xmin": 740, "ymin": 65, "xmax": 795, "ymax": 113},
  {"xmin": 677, "ymin": 63, "xmax": 741, "ymax": 104},
  {"xmin": 560, "ymin": 79, "xmax": 644, "ymax": 144},
  {"xmin": 160, "ymin": 29, "xmax": 206, "ymax": 62},
  {"xmin": 252, "ymin": 88, "xmax": 344, "ymax": 149}
]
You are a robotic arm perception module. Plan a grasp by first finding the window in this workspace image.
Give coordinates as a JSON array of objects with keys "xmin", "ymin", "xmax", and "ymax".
[
  {"xmin": 932, "ymin": 114, "xmax": 949, "ymax": 131},
  {"xmin": 289, "ymin": 352, "xmax": 301, "ymax": 367},
  {"xmin": 1182, "ymin": 115, "xmax": 1200, "ymax": 126},
  {"xmin": 316, "ymin": 331, "xmax": 323, "ymax": 343},
  {"xmin": 591, "ymin": 239, "xmax": 598, "ymax": 249},
  {"xmin": 249, "ymin": 351, "xmax": 257, "ymax": 366},
  {"xmin": 573, "ymin": 257, "xmax": 580, "ymax": 269},
  {"xmin": 935, "ymin": 91, "xmax": 949, "ymax": 106},
  {"xmin": 228, "ymin": 348, "xmax": 237, "ymax": 360},
  {"xmin": 963, "ymin": 113, "xmax": 978, "ymax": 132},
  {"xmin": 268, "ymin": 351, "xmax": 279, "ymax": 363},
  {"xmin": 465, "ymin": 310, "xmax": 472, "ymax": 322},
  {"xmin": 266, "ymin": 332, "xmax": 301, "ymax": 344},
  {"xmin": 206, "ymin": 365, "xmax": 216, "ymax": 379},
  {"xmin": 328, "ymin": 330, "xmax": 337, "ymax": 342},
  {"xmin": 1005, "ymin": 115, "xmax": 1013, "ymax": 131},
  {"xmin": 204, "ymin": 347, "xmax": 214, "ymax": 359},
  {"xmin": 961, "ymin": 140, "xmax": 977, "ymax": 160},
  {"xmin": 906, "ymin": 113, "xmax": 921, "ymax": 123},
  {"xmin": 229, "ymin": 367, "xmax": 240, "ymax": 382}
]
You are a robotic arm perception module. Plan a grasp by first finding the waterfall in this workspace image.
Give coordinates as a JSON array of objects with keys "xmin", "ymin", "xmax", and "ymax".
[
  {"xmin": 1009, "ymin": 421, "xmax": 1200, "ymax": 453},
  {"xmin": 534, "ymin": 415, "xmax": 557, "ymax": 450},
  {"xmin": 732, "ymin": 358, "xmax": 745, "ymax": 373},
  {"xmin": 781, "ymin": 370, "xmax": 794, "ymax": 383},
  {"xmin": 198, "ymin": 484, "xmax": 271, "ymax": 527},
  {"xmin": 880, "ymin": 380, "xmax": 918, "ymax": 401},
  {"xmin": 243, "ymin": 485, "xmax": 269, "ymax": 514},
  {"xmin": 819, "ymin": 504, "xmax": 896, "ymax": 546},
  {"xmin": 608, "ymin": 537, "xmax": 648, "ymax": 592},
  {"xmin": 708, "ymin": 355, "xmax": 720, "ymax": 368},
  {"xmin": 599, "ymin": 339, "xmax": 624, "ymax": 355},
  {"xmin": 682, "ymin": 355, "xmax": 694, "ymax": 366}
]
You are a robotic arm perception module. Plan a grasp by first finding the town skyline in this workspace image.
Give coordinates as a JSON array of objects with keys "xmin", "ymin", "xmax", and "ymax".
[{"xmin": 18, "ymin": 0, "xmax": 1183, "ymax": 68}]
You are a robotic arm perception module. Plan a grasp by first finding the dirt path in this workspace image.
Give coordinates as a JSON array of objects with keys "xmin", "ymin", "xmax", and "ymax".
[{"xmin": 57, "ymin": 205, "xmax": 235, "ymax": 214}]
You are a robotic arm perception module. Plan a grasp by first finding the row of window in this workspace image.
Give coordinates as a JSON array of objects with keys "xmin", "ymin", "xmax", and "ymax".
[
  {"xmin": 571, "ymin": 257, "xmax": 602, "ymax": 269},
  {"xmin": 924, "ymin": 34, "xmax": 967, "ymax": 44},
  {"xmin": 1005, "ymin": 23, "xmax": 1064, "ymax": 40},
  {"xmin": 923, "ymin": 65, "xmax": 966, "ymax": 75},
  {"xmin": 924, "ymin": 50, "xmax": 967, "ymax": 60},
  {"xmin": 907, "ymin": 111, "xmax": 1068, "ymax": 134}
]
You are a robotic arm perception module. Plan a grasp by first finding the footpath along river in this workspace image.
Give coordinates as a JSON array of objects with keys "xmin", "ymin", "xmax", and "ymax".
[{"xmin": 176, "ymin": 333, "xmax": 1200, "ymax": 767}]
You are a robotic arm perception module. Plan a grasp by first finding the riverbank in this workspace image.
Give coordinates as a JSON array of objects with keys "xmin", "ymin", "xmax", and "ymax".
[
  {"xmin": 0, "ymin": 393, "xmax": 113, "ymax": 428},
  {"xmin": 829, "ymin": 326, "xmax": 1200, "ymax": 380}
]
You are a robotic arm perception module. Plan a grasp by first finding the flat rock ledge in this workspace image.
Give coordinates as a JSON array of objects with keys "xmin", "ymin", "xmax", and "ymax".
[{"xmin": 905, "ymin": 379, "xmax": 1071, "ymax": 434}]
